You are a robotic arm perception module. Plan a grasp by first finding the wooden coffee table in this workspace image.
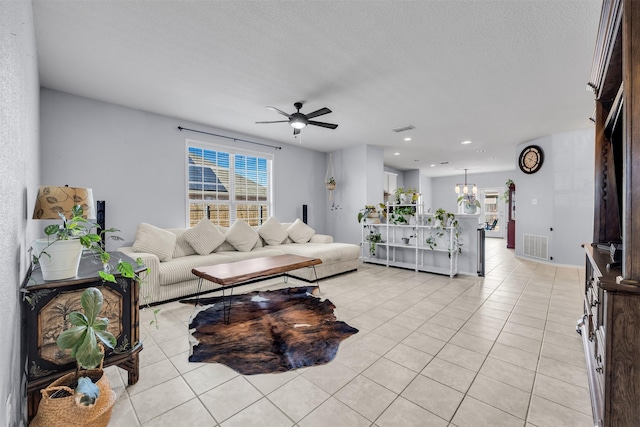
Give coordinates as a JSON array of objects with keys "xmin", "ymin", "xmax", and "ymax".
[{"xmin": 191, "ymin": 254, "xmax": 322, "ymax": 322}]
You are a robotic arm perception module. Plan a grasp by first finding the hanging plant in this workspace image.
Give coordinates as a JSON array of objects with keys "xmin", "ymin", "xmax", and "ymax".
[{"xmin": 326, "ymin": 177, "xmax": 336, "ymax": 190}]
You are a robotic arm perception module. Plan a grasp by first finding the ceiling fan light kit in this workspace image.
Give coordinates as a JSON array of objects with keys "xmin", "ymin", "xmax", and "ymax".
[{"xmin": 256, "ymin": 102, "xmax": 338, "ymax": 136}]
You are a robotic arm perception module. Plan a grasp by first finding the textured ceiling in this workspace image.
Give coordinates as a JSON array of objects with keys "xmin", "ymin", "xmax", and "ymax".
[{"xmin": 32, "ymin": 0, "xmax": 601, "ymax": 177}]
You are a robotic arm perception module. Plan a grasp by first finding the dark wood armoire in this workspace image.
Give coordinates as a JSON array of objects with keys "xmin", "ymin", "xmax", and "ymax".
[{"xmin": 579, "ymin": 0, "xmax": 640, "ymax": 425}]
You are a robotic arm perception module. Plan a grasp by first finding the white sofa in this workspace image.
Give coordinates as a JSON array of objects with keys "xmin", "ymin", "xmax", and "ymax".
[{"xmin": 117, "ymin": 217, "xmax": 360, "ymax": 305}]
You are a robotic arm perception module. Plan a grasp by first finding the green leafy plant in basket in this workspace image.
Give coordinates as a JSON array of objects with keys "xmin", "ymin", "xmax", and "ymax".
[{"xmin": 56, "ymin": 287, "xmax": 117, "ymax": 406}]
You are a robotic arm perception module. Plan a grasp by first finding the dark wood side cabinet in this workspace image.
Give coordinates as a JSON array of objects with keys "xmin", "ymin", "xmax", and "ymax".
[
  {"xmin": 22, "ymin": 251, "xmax": 146, "ymax": 421},
  {"xmin": 582, "ymin": 0, "xmax": 640, "ymax": 425},
  {"xmin": 580, "ymin": 245, "xmax": 640, "ymax": 426}
]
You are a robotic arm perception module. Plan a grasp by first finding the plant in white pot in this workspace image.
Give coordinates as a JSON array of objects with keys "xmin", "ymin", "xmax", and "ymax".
[
  {"xmin": 30, "ymin": 287, "xmax": 118, "ymax": 427},
  {"xmin": 32, "ymin": 203, "xmax": 137, "ymax": 283}
]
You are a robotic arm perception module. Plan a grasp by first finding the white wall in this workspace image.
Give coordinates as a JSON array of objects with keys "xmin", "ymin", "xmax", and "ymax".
[
  {"xmin": 431, "ymin": 170, "xmax": 515, "ymax": 214},
  {"xmin": 326, "ymin": 145, "xmax": 384, "ymax": 245},
  {"xmin": 1, "ymin": 1, "xmax": 40, "ymax": 425},
  {"xmin": 39, "ymin": 89, "xmax": 328, "ymax": 247},
  {"xmin": 515, "ymin": 128, "xmax": 594, "ymax": 266}
]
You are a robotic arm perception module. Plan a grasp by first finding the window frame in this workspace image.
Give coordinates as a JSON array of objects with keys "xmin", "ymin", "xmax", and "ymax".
[{"xmin": 185, "ymin": 138, "xmax": 274, "ymax": 227}]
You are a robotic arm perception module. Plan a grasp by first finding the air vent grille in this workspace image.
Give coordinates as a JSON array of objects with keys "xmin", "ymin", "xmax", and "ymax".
[
  {"xmin": 392, "ymin": 125, "xmax": 415, "ymax": 133},
  {"xmin": 523, "ymin": 234, "xmax": 549, "ymax": 260}
]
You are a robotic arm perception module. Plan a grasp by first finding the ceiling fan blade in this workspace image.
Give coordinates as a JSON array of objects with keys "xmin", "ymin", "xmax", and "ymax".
[
  {"xmin": 255, "ymin": 120, "xmax": 289, "ymax": 124},
  {"xmin": 266, "ymin": 106, "xmax": 291, "ymax": 118},
  {"xmin": 308, "ymin": 120, "xmax": 338, "ymax": 129},
  {"xmin": 305, "ymin": 107, "xmax": 332, "ymax": 119},
  {"xmin": 293, "ymin": 127, "xmax": 301, "ymax": 136}
]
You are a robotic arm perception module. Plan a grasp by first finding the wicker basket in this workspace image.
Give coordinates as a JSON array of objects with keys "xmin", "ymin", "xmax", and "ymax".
[{"xmin": 30, "ymin": 367, "xmax": 116, "ymax": 427}]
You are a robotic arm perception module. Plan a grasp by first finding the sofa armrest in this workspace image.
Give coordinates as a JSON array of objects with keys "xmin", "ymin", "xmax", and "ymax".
[
  {"xmin": 117, "ymin": 246, "xmax": 161, "ymax": 305},
  {"xmin": 309, "ymin": 234, "xmax": 333, "ymax": 244}
]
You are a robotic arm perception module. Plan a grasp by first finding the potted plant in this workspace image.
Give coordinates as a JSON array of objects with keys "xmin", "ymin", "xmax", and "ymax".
[
  {"xmin": 501, "ymin": 178, "xmax": 514, "ymax": 202},
  {"xmin": 393, "ymin": 187, "xmax": 418, "ymax": 204},
  {"xmin": 32, "ymin": 205, "xmax": 138, "ymax": 282},
  {"xmin": 357, "ymin": 205, "xmax": 379, "ymax": 223},
  {"xmin": 457, "ymin": 193, "xmax": 481, "ymax": 214},
  {"xmin": 390, "ymin": 205, "xmax": 416, "ymax": 224},
  {"xmin": 433, "ymin": 208, "xmax": 462, "ymax": 256},
  {"xmin": 326, "ymin": 177, "xmax": 336, "ymax": 191},
  {"xmin": 364, "ymin": 231, "xmax": 384, "ymax": 256},
  {"xmin": 30, "ymin": 287, "xmax": 117, "ymax": 427}
]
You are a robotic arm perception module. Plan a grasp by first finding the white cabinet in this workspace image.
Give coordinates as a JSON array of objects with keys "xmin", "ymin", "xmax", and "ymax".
[{"xmin": 361, "ymin": 204, "xmax": 460, "ymax": 277}]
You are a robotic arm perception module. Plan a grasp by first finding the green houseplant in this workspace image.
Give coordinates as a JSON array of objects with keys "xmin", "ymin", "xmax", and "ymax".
[
  {"xmin": 56, "ymin": 287, "xmax": 116, "ymax": 401},
  {"xmin": 326, "ymin": 176, "xmax": 336, "ymax": 190},
  {"xmin": 457, "ymin": 193, "xmax": 481, "ymax": 214},
  {"xmin": 390, "ymin": 205, "xmax": 416, "ymax": 224},
  {"xmin": 393, "ymin": 187, "xmax": 418, "ymax": 204},
  {"xmin": 32, "ymin": 205, "xmax": 139, "ymax": 283},
  {"xmin": 357, "ymin": 205, "xmax": 379, "ymax": 223},
  {"xmin": 364, "ymin": 231, "xmax": 384, "ymax": 256},
  {"xmin": 30, "ymin": 286, "xmax": 118, "ymax": 427},
  {"xmin": 432, "ymin": 208, "xmax": 462, "ymax": 256}
]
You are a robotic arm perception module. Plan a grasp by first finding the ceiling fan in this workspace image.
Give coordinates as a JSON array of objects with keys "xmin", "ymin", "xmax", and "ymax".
[{"xmin": 256, "ymin": 102, "xmax": 338, "ymax": 135}]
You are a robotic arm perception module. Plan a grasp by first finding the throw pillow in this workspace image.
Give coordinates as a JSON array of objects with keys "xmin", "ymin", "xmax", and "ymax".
[
  {"xmin": 258, "ymin": 217, "xmax": 288, "ymax": 246},
  {"xmin": 225, "ymin": 220, "xmax": 259, "ymax": 252},
  {"xmin": 287, "ymin": 218, "xmax": 315, "ymax": 243},
  {"xmin": 183, "ymin": 218, "xmax": 226, "ymax": 255},
  {"xmin": 167, "ymin": 229, "xmax": 197, "ymax": 258},
  {"xmin": 132, "ymin": 223, "xmax": 177, "ymax": 262}
]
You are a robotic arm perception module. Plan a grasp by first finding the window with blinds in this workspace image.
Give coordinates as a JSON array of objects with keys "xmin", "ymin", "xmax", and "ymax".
[{"xmin": 187, "ymin": 142, "xmax": 272, "ymax": 227}]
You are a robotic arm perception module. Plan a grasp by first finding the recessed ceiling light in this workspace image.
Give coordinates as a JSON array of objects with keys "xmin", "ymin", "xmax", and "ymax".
[
  {"xmin": 404, "ymin": 137, "xmax": 412, "ymax": 141},
  {"xmin": 430, "ymin": 164, "xmax": 436, "ymax": 167},
  {"xmin": 461, "ymin": 140, "xmax": 472, "ymax": 145},
  {"xmin": 394, "ymin": 152, "xmax": 400, "ymax": 156}
]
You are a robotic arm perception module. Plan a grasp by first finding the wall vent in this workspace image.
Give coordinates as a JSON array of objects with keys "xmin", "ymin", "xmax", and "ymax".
[
  {"xmin": 392, "ymin": 125, "xmax": 415, "ymax": 133},
  {"xmin": 523, "ymin": 234, "xmax": 549, "ymax": 260}
]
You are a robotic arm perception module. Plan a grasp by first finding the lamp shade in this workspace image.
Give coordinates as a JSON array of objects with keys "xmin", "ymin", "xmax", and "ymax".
[{"xmin": 33, "ymin": 186, "xmax": 95, "ymax": 220}]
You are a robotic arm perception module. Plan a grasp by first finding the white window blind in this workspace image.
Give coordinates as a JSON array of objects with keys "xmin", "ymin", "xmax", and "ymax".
[{"xmin": 187, "ymin": 141, "xmax": 272, "ymax": 227}]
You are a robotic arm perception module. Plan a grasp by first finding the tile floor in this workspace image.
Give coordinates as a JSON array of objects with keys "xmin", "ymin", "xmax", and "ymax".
[{"xmin": 106, "ymin": 238, "xmax": 593, "ymax": 426}]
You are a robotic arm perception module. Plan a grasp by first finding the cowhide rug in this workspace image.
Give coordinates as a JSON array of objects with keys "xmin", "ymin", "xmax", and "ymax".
[{"xmin": 181, "ymin": 286, "xmax": 358, "ymax": 375}]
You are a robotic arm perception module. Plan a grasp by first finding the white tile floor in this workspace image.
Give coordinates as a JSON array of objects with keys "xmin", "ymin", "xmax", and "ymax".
[{"xmin": 106, "ymin": 239, "xmax": 593, "ymax": 426}]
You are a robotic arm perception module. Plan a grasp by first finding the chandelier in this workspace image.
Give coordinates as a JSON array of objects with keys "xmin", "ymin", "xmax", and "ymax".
[{"xmin": 454, "ymin": 169, "xmax": 477, "ymax": 195}]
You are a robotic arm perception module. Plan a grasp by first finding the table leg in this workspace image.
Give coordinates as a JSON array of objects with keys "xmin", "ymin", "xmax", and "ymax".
[
  {"xmin": 312, "ymin": 265, "xmax": 321, "ymax": 293},
  {"xmin": 222, "ymin": 286, "xmax": 235, "ymax": 324}
]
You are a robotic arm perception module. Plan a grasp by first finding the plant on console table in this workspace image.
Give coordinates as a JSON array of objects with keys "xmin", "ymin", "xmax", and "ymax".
[
  {"xmin": 31, "ymin": 204, "xmax": 142, "ymax": 283},
  {"xmin": 457, "ymin": 193, "xmax": 481, "ymax": 214}
]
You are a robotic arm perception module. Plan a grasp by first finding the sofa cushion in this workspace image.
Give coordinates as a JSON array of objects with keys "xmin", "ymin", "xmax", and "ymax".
[
  {"xmin": 225, "ymin": 220, "xmax": 259, "ymax": 252},
  {"xmin": 278, "ymin": 242, "xmax": 361, "ymax": 263},
  {"xmin": 183, "ymin": 218, "xmax": 226, "ymax": 255},
  {"xmin": 287, "ymin": 218, "xmax": 315, "ymax": 244},
  {"xmin": 132, "ymin": 223, "xmax": 176, "ymax": 262},
  {"xmin": 258, "ymin": 217, "xmax": 288, "ymax": 246},
  {"xmin": 158, "ymin": 253, "xmax": 233, "ymax": 286},
  {"xmin": 167, "ymin": 228, "xmax": 197, "ymax": 258}
]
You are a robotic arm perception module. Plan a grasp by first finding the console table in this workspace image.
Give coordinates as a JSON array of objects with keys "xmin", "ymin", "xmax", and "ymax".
[{"xmin": 23, "ymin": 251, "xmax": 146, "ymax": 421}]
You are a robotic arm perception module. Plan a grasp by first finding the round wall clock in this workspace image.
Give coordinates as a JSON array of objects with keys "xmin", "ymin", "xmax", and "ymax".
[{"xmin": 518, "ymin": 145, "xmax": 544, "ymax": 174}]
